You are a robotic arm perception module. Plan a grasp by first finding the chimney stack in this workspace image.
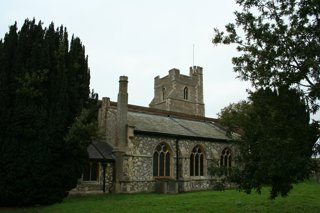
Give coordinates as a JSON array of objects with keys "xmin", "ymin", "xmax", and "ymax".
[{"xmin": 116, "ymin": 76, "xmax": 128, "ymax": 147}]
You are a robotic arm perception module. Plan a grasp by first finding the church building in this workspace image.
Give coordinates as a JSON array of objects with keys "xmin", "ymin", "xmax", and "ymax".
[{"xmin": 72, "ymin": 66, "xmax": 236, "ymax": 193}]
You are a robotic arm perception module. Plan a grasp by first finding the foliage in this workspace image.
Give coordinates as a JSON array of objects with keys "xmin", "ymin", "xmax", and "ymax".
[
  {"xmin": 65, "ymin": 91, "xmax": 100, "ymax": 148},
  {"xmin": 214, "ymin": 0, "xmax": 320, "ymax": 199},
  {"xmin": 313, "ymin": 139, "xmax": 320, "ymax": 157},
  {"xmin": 64, "ymin": 92, "xmax": 101, "ymax": 175},
  {"xmin": 208, "ymin": 163, "xmax": 229, "ymax": 191},
  {"xmin": 209, "ymin": 160, "xmax": 234, "ymax": 179},
  {"xmin": 218, "ymin": 87, "xmax": 319, "ymax": 199},
  {"xmin": 217, "ymin": 100, "xmax": 251, "ymax": 137},
  {"xmin": 0, "ymin": 19, "xmax": 94, "ymax": 206},
  {"xmin": 1, "ymin": 180, "xmax": 320, "ymax": 213},
  {"xmin": 213, "ymin": 0, "xmax": 320, "ymax": 113},
  {"xmin": 209, "ymin": 164, "xmax": 228, "ymax": 178}
]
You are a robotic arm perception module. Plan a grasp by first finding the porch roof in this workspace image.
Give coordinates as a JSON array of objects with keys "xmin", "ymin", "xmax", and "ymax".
[{"xmin": 87, "ymin": 142, "xmax": 114, "ymax": 161}]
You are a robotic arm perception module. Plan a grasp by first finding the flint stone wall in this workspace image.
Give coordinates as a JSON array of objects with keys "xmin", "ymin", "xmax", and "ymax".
[{"xmin": 118, "ymin": 134, "xmax": 236, "ymax": 193}]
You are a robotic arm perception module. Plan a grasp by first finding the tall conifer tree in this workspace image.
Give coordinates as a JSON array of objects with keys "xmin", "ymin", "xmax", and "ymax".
[{"xmin": 0, "ymin": 19, "xmax": 94, "ymax": 206}]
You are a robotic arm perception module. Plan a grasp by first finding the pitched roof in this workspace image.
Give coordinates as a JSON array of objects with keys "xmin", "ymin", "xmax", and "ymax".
[
  {"xmin": 106, "ymin": 101, "xmax": 231, "ymax": 141},
  {"xmin": 127, "ymin": 111, "xmax": 230, "ymax": 141},
  {"xmin": 87, "ymin": 142, "xmax": 114, "ymax": 161}
]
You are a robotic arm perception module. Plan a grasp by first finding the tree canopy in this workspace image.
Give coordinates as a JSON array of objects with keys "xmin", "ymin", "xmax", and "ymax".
[
  {"xmin": 213, "ymin": 0, "xmax": 320, "ymax": 198},
  {"xmin": 213, "ymin": 0, "xmax": 320, "ymax": 113},
  {"xmin": 218, "ymin": 88, "xmax": 319, "ymax": 199},
  {"xmin": 0, "ymin": 19, "xmax": 96, "ymax": 206}
]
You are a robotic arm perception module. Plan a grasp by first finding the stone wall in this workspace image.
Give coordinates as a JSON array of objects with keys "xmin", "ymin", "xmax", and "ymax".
[
  {"xmin": 149, "ymin": 66, "xmax": 205, "ymax": 116},
  {"xmin": 117, "ymin": 134, "xmax": 236, "ymax": 193}
]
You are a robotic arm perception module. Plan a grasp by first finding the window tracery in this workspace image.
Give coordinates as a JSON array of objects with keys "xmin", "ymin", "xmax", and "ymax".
[
  {"xmin": 190, "ymin": 145, "xmax": 204, "ymax": 176},
  {"xmin": 153, "ymin": 143, "xmax": 171, "ymax": 177}
]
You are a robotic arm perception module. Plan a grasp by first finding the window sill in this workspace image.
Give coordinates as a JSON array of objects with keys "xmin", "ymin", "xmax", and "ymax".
[
  {"xmin": 154, "ymin": 177, "xmax": 175, "ymax": 181},
  {"xmin": 81, "ymin": 180, "xmax": 100, "ymax": 184},
  {"xmin": 189, "ymin": 176, "xmax": 208, "ymax": 180}
]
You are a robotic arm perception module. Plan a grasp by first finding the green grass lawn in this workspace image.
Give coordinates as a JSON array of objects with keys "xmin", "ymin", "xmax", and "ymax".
[{"xmin": 1, "ymin": 180, "xmax": 319, "ymax": 213}]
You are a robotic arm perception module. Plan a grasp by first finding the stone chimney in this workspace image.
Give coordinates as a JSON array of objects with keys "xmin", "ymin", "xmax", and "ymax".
[
  {"xmin": 113, "ymin": 76, "xmax": 128, "ymax": 193},
  {"xmin": 116, "ymin": 76, "xmax": 128, "ymax": 147}
]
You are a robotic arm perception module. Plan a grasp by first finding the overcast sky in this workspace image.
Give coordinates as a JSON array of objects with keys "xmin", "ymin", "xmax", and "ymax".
[{"xmin": 1, "ymin": 0, "xmax": 254, "ymax": 118}]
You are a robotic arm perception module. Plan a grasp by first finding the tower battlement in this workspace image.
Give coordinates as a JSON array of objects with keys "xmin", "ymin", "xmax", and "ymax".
[
  {"xmin": 149, "ymin": 66, "xmax": 205, "ymax": 116},
  {"xmin": 190, "ymin": 66, "xmax": 203, "ymax": 76}
]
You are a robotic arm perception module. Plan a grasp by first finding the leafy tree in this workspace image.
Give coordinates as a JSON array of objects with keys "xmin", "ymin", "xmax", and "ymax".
[
  {"xmin": 217, "ymin": 100, "xmax": 251, "ymax": 137},
  {"xmin": 213, "ymin": 0, "xmax": 320, "ymax": 198},
  {"xmin": 0, "ymin": 19, "xmax": 95, "ymax": 206},
  {"xmin": 218, "ymin": 87, "xmax": 319, "ymax": 199},
  {"xmin": 213, "ymin": 0, "xmax": 320, "ymax": 113}
]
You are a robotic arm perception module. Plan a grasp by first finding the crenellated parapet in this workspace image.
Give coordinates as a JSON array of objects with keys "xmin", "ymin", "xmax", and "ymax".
[{"xmin": 149, "ymin": 66, "xmax": 205, "ymax": 116}]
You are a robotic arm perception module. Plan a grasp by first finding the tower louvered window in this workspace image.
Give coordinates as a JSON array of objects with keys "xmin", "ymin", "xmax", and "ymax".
[
  {"xmin": 162, "ymin": 87, "xmax": 166, "ymax": 101},
  {"xmin": 184, "ymin": 87, "xmax": 189, "ymax": 100}
]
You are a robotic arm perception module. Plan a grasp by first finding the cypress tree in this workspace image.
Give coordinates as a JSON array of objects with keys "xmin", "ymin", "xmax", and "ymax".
[{"xmin": 0, "ymin": 19, "xmax": 93, "ymax": 206}]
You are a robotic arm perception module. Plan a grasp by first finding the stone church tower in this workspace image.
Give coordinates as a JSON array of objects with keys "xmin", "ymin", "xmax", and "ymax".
[{"xmin": 149, "ymin": 66, "xmax": 205, "ymax": 116}]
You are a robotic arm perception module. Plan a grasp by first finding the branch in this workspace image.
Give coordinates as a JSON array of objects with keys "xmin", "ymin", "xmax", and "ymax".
[{"xmin": 297, "ymin": 82, "xmax": 312, "ymax": 88}]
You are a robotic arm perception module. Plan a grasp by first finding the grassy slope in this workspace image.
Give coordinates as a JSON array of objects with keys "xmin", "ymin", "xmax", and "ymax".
[{"xmin": 1, "ymin": 180, "xmax": 319, "ymax": 213}]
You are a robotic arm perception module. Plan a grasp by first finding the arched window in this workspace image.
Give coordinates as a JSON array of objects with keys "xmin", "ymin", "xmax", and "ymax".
[
  {"xmin": 220, "ymin": 148, "xmax": 232, "ymax": 168},
  {"xmin": 162, "ymin": 87, "xmax": 166, "ymax": 101},
  {"xmin": 183, "ymin": 87, "xmax": 189, "ymax": 100},
  {"xmin": 190, "ymin": 145, "xmax": 204, "ymax": 176},
  {"xmin": 153, "ymin": 143, "xmax": 171, "ymax": 177}
]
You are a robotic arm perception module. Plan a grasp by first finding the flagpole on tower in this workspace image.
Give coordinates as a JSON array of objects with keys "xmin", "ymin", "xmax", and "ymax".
[{"xmin": 193, "ymin": 44, "xmax": 195, "ymax": 66}]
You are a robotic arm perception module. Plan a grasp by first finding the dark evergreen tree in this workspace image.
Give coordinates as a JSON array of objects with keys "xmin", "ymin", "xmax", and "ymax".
[
  {"xmin": 0, "ymin": 19, "xmax": 95, "ymax": 206},
  {"xmin": 218, "ymin": 88, "xmax": 319, "ymax": 199}
]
